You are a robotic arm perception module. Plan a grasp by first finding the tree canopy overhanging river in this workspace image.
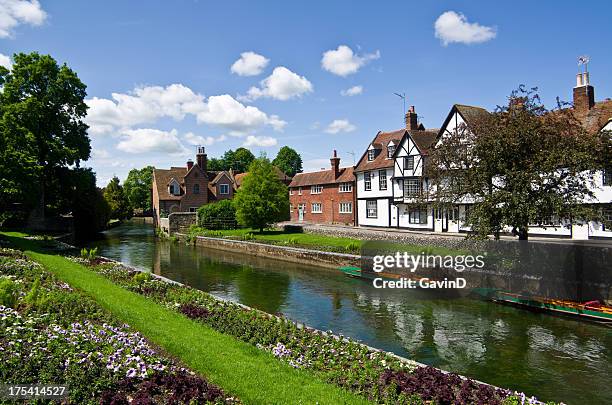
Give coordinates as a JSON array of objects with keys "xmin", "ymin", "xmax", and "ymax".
[{"xmin": 86, "ymin": 219, "xmax": 612, "ymax": 404}]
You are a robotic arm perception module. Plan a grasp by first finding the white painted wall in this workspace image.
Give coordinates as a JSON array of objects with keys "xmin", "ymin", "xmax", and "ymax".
[{"xmin": 357, "ymin": 198, "xmax": 390, "ymax": 227}]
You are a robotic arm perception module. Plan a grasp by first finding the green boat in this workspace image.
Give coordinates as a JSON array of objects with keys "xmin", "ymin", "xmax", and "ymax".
[
  {"xmin": 339, "ymin": 266, "xmax": 403, "ymax": 281},
  {"xmin": 493, "ymin": 291, "xmax": 612, "ymax": 323}
]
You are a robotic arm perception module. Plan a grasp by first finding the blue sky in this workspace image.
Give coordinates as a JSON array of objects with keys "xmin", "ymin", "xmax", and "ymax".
[{"xmin": 1, "ymin": 0, "xmax": 611, "ymax": 185}]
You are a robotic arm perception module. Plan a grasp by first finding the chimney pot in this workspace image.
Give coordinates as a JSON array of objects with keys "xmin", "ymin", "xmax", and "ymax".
[
  {"xmin": 196, "ymin": 146, "xmax": 207, "ymax": 172},
  {"xmin": 330, "ymin": 149, "xmax": 341, "ymax": 179},
  {"xmin": 573, "ymin": 71, "xmax": 595, "ymax": 113},
  {"xmin": 405, "ymin": 106, "xmax": 419, "ymax": 130},
  {"xmin": 187, "ymin": 159, "xmax": 193, "ymax": 170}
]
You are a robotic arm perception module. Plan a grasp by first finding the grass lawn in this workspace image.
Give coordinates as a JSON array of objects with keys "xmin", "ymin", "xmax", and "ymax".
[
  {"xmin": 189, "ymin": 226, "xmax": 466, "ymax": 256},
  {"xmin": 2, "ymin": 232, "xmax": 370, "ymax": 405}
]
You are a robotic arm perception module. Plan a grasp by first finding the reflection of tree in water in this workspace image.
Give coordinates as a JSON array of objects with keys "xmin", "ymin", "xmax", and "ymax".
[{"xmin": 234, "ymin": 264, "xmax": 290, "ymax": 314}]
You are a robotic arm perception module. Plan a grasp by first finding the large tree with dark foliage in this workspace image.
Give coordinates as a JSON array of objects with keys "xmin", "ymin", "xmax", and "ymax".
[
  {"xmin": 104, "ymin": 176, "xmax": 132, "ymax": 221},
  {"xmin": 272, "ymin": 146, "xmax": 302, "ymax": 177},
  {"xmin": 233, "ymin": 156, "xmax": 289, "ymax": 232},
  {"xmin": 0, "ymin": 52, "xmax": 90, "ymax": 224},
  {"xmin": 424, "ymin": 86, "xmax": 611, "ymax": 240}
]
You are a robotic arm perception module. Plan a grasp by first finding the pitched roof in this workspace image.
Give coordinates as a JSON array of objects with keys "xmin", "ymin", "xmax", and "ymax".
[
  {"xmin": 455, "ymin": 104, "xmax": 490, "ymax": 125},
  {"xmin": 574, "ymin": 99, "xmax": 612, "ymax": 133},
  {"xmin": 153, "ymin": 167, "xmax": 186, "ymax": 201},
  {"xmin": 354, "ymin": 129, "xmax": 405, "ymax": 172},
  {"xmin": 409, "ymin": 129, "xmax": 439, "ymax": 155},
  {"xmin": 289, "ymin": 166, "xmax": 354, "ymax": 187}
]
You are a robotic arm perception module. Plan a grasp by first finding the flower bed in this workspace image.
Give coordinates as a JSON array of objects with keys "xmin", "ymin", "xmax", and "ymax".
[
  {"xmin": 85, "ymin": 258, "xmax": 558, "ymax": 405},
  {"xmin": 0, "ymin": 247, "xmax": 237, "ymax": 404}
]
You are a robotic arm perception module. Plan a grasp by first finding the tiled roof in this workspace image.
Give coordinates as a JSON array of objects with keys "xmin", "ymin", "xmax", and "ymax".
[
  {"xmin": 354, "ymin": 129, "xmax": 405, "ymax": 172},
  {"xmin": 574, "ymin": 99, "xmax": 612, "ymax": 133},
  {"xmin": 455, "ymin": 104, "xmax": 490, "ymax": 126},
  {"xmin": 409, "ymin": 129, "xmax": 439, "ymax": 155},
  {"xmin": 289, "ymin": 166, "xmax": 354, "ymax": 187},
  {"xmin": 153, "ymin": 167, "xmax": 186, "ymax": 201}
]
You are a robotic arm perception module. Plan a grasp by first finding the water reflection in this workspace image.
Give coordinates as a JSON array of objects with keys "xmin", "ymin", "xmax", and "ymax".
[{"xmin": 88, "ymin": 220, "xmax": 612, "ymax": 404}]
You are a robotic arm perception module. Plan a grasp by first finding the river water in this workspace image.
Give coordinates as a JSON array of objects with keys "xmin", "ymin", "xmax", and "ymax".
[{"xmin": 86, "ymin": 219, "xmax": 611, "ymax": 404}]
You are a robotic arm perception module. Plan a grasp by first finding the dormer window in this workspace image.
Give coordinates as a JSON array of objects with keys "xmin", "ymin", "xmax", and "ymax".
[
  {"xmin": 193, "ymin": 183, "xmax": 200, "ymax": 194},
  {"xmin": 367, "ymin": 149, "xmax": 376, "ymax": 161},
  {"xmin": 387, "ymin": 144, "xmax": 396, "ymax": 158},
  {"xmin": 168, "ymin": 179, "xmax": 181, "ymax": 196}
]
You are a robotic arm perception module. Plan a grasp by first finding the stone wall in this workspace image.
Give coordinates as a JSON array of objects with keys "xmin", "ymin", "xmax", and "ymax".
[
  {"xmin": 168, "ymin": 212, "xmax": 197, "ymax": 234},
  {"xmin": 177, "ymin": 233, "xmax": 359, "ymax": 270}
]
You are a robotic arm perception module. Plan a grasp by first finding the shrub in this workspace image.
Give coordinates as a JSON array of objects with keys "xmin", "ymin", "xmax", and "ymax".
[
  {"xmin": 133, "ymin": 272, "xmax": 152, "ymax": 284},
  {"xmin": 345, "ymin": 241, "xmax": 360, "ymax": 253},
  {"xmin": 242, "ymin": 232, "xmax": 255, "ymax": 241},
  {"xmin": 0, "ymin": 277, "xmax": 17, "ymax": 307},
  {"xmin": 24, "ymin": 277, "xmax": 42, "ymax": 307},
  {"xmin": 197, "ymin": 200, "xmax": 237, "ymax": 230},
  {"xmin": 80, "ymin": 247, "xmax": 98, "ymax": 260},
  {"xmin": 283, "ymin": 224, "xmax": 303, "ymax": 234}
]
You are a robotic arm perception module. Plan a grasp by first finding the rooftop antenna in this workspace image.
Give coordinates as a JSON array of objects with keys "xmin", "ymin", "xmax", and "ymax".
[
  {"xmin": 394, "ymin": 92, "xmax": 406, "ymax": 123},
  {"xmin": 345, "ymin": 151, "xmax": 356, "ymax": 165}
]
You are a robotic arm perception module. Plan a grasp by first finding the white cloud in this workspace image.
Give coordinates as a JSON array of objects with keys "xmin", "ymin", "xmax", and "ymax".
[
  {"xmin": 243, "ymin": 135, "xmax": 277, "ymax": 147},
  {"xmin": 184, "ymin": 132, "xmax": 227, "ymax": 146},
  {"xmin": 231, "ymin": 51, "xmax": 269, "ymax": 76},
  {"xmin": 434, "ymin": 11, "xmax": 496, "ymax": 46},
  {"xmin": 321, "ymin": 45, "xmax": 380, "ymax": 77},
  {"xmin": 0, "ymin": 0, "xmax": 47, "ymax": 38},
  {"xmin": 303, "ymin": 158, "xmax": 331, "ymax": 172},
  {"xmin": 0, "ymin": 53, "xmax": 12, "ymax": 69},
  {"xmin": 325, "ymin": 119, "xmax": 356, "ymax": 134},
  {"xmin": 91, "ymin": 149, "xmax": 110, "ymax": 159},
  {"xmin": 341, "ymin": 85, "xmax": 363, "ymax": 96},
  {"xmin": 86, "ymin": 84, "xmax": 285, "ymax": 135},
  {"xmin": 116, "ymin": 128, "xmax": 187, "ymax": 155},
  {"xmin": 242, "ymin": 66, "xmax": 313, "ymax": 101}
]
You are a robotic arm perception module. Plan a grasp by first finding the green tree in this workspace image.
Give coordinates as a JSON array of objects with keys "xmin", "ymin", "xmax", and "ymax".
[
  {"xmin": 226, "ymin": 147, "xmax": 255, "ymax": 173},
  {"xmin": 0, "ymin": 52, "xmax": 90, "ymax": 222},
  {"xmin": 272, "ymin": 146, "xmax": 302, "ymax": 177},
  {"xmin": 123, "ymin": 166, "xmax": 154, "ymax": 213},
  {"xmin": 425, "ymin": 86, "xmax": 610, "ymax": 240},
  {"xmin": 233, "ymin": 157, "xmax": 289, "ymax": 232},
  {"xmin": 197, "ymin": 199, "xmax": 237, "ymax": 229},
  {"xmin": 103, "ymin": 176, "xmax": 132, "ymax": 220}
]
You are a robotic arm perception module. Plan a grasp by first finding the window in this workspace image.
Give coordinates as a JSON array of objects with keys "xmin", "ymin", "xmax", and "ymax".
[
  {"xmin": 311, "ymin": 203, "xmax": 322, "ymax": 213},
  {"xmin": 403, "ymin": 178, "xmax": 421, "ymax": 196},
  {"xmin": 603, "ymin": 208, "xmax": 612, "ymax": 231},
  {"xmin": 298, "ymin": 203, "xmax": 306, "ymax": 211},
  {"xmin": 404, "ymin": 155, "xmax": 415, "ymax": 170},
  {"xmin": 311, "ymin": 185, "xmax": 323, "ymax": 194},
  {"xmin": 189, "ymin": 207, "xmax": 197, "ymax": 213},
  {"xmin": 339, "ymin": 202, "xmax": 352, "ymax": 214},
  {"xmin": 219, "ymin": 184, "xmax": 230, "ymax": 195},
  {"xmin": 298, "ymin": 187, "xmax": 302, "ymax": 195},
  {"xmin": 367, "ymin": 149, "xmax": 376, "ymax": 161},
  {"xmin": 409, "ymin": 209, "xmax": 428, "ymax": 224},
  {"xmin": 604, "ymin": 169, "xmax": 612, "ymax": 186},
  {"xmin": 168, "ymin": 183, "xmax": 180, "ymax": 196},
  {"xmin": 289, "ymin": 188, "xmax": 294, "ymax": 195},
  {"xmin": 339, "ymin": 182, "xmax": 353, "ymax": 192},
  {"xmin": 449, "ymin": 207, "xmax": 459, "ymax": 221},
  {"xmin": 364, "ymin": 171, "xmax": 371, "ymax": 191},
  {"xmin": 366, "ymin": 200, "xmax": 377, "ymax": 218},
  {"xmin": 387, "ymin": 144, "xmax": 395, "ymax": 158},
  {"xmin": 193, "ymin": 183, "xmax": 200, "ymax": 194},
  {"xmin": 379, "ymin": 170, "xmax": 387, "ymax": 190},
  {"xmin": 289, "ymin": 204, "xmax": 293, "ymax": 211},
  {"xmin": 463, "ymin": 205, "xmax": 472, "ymax": 221}
]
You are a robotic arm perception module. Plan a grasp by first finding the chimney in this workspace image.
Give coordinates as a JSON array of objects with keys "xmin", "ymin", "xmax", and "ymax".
[
  {"xmin": 196, "ymin": 146, "xmax": 207, "ymax": 172},
  {"xmin": 573, "ymin": 72, "xmax": 595, "ymax": 113},
  {"xmin": 405, "ymin": 105, "xmax": 419, "ymax": 130},
  {"xmin": 330, "ymin": 149, "xmax": 340, "ymax": 179},
  {"xmin": 186, "ymin": 159, "xmax": 193, "ymax": 171}
]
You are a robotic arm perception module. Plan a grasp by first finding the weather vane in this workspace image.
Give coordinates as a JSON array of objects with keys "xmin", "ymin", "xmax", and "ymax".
[{"xmin": 577, "ymin": 55, "xmax": 590, "ymax": 72}]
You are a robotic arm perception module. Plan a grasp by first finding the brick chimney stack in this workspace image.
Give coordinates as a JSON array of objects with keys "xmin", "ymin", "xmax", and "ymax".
[
  {"xmin": 573, "ymin": 72, "xmax": 595, "ymax": 114},
  {"xmin": 196, "ymin": 146, "xmax": 207, "ymax": 172},
  {"xmin": 405, "ymin": 105, "xmax": 419, "ymax": 130},
  {"xmin": 186, "ymin": 159, "xmax": 193, "ymax": 171},
  {"xmin": 330, "ymin": 149, "xmax": 340, "ymax": 179}
]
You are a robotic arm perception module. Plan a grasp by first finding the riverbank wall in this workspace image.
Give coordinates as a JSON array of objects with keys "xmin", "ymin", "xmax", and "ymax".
[{"xmin": 175, "ymin": 233, "xmax": 359, "ymax": 270}]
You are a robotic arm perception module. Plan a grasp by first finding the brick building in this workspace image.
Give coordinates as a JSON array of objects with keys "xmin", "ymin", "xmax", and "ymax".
[
  {"xmin": 288, "ymin": 150, "xmax": 355, "ymax": 225},
  {"xmin": 151, "ymin": 147, "xmax": 236, "ymax": 227}
]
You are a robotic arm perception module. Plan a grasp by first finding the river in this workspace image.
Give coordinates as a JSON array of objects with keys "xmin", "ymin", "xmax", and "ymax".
[{"xmin": 86, "ymin": 219, "xmax": 611, "ymax": 404}]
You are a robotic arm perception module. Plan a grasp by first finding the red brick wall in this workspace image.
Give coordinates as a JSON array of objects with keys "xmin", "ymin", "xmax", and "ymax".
[
  {"xmin": 289, "ymin": 183, "xmax": 355, "ymax": 225},
  {"xmin": 180, "ymin": 168, "xmax": 209, "ymax": 211}
]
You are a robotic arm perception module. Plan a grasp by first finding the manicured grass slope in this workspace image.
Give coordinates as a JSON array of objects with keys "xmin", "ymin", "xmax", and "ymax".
[{"xmin": 4, "ymin": 233, "xmax": 369, "ymax": 405}]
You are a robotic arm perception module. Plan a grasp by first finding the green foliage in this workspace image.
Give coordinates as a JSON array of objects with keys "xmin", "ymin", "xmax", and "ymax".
[
  {"xmin": 80, "ymin": 247, "xmax": 98, "ymax": 260},
  {"xmin": 197, "ymin": 200, "xmax": 237, "ymax": 229},
  {"xmin": 242, "ymin": 232, "xmax": 255, "ymax": 241},
  {"xmin": 272, "ymin": 146, "xmax": 303, "ymax": 177},
  {"xmin": 0, "ymin": 52, "xmax": 90, "ymax": 221},
  {"xmin": 123, "ymin": 166, "xmax": 154, "ymax": 213},
  {"xmin": 24, "ymin": 277, "xmax": 42, "ymax": 307},
  {"xmin": 103, "ymin": 176, "xmax": 132, "ymax": 220},
  {"xmin": 233, "ymin": 157, "xmax": 290, "ymax": 232},
  {"xmin": 208, "ymin": 147, "xmax": 256, "ymax": 173},
  {"xmin": 344, "ymin": 241, "xmax": 360, "ymax": 252},
  {"xmin": 0, "ymin": 277, "xmax": 17, "ymax": 307},
  {"xmin": 132, "ymin": 272, "xmax": 152, "ymax": 284}
]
